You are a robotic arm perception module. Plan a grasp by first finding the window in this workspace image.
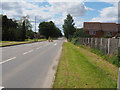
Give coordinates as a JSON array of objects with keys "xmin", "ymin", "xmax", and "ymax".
[
  {"xmin": 89, "ymin": 31, "xmax": 96, "ymax": 35},
  {"xmin": 107, "ymin": 32, "xmax": 113, "ymax": 36}
]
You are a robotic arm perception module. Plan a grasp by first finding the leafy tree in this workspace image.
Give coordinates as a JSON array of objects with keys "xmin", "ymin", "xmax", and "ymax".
[
  {"xmin": 39, "ymin": 21, "xmax": 62, "ymax": 39},
  {"xmin": 54, "ymin": 27, "xmax": 63, "ymax": 37},
  {"xmin": 73, "ymin": 28, "xmax": 90, "ymax": 38},
  {"xmin": 2, "ymin": 15, "xmax": 34, "ymax": 41},
  {"xmin": 17, "ymin": 15, "xmax": 33, "ymax": 39},
  {"xmin": 2, "ymin": 14, "xmax": 62, "ymax": 41},
  {"xmin": 26, "ymin": 30, "xmax": 34, "ymax": 39},
  {"xmin": 2, "ymin": 15, "xmax": 8, "ymax": 40},
  {"xmin": 21, "ymin": 20, "xmax": 26, "ymax": 41},
  {"xmin": 0, "ymin": 15, "xmax": 2, "ymax": 41},
  {"xmin": 2, "ymin": 15, "xmax": 18, "ymax": 41},
  {"xmin": 63, "ymin": 14, "xmax": 76, "ymax": 40},
  {"xmin": 22, "ymin": 15, "xmax": 32, "ymax": 31}
]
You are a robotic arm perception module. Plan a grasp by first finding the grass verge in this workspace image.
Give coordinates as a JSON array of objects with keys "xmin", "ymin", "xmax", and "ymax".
[
  {"xmin": 72, "ymin": 38, "xmax": 120, "ymax": 67},
  {"xmin": 0, "ymin": 39, "xmax": 46, "ymax": 47},
  {"xmin": 53, "ymin": 42, "xmax": 118, "ymax": 88}
]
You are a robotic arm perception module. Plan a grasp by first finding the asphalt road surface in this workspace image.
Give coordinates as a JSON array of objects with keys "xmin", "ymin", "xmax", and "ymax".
[{"xmin": 1, "ymin": 38, "xmax": 64, "ymax": 88}]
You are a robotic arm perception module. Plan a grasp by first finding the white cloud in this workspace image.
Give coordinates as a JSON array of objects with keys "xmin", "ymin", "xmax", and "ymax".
[
  {"xmin": 1, "ymin": 0, "xmax": 94, "ymax": 31},
  {"xmin": 2, "ymin": 0, "xmax": 119, "ymax": 2},
  {"xmin": 91, "ymin": 3, "xmax": 118, "ymax": 23},
  {"xmin": 47, "ymin": 2, "xmax": 91, "ymax": 17},
  {"xmin": 67, "ymin": 3, "xmax": 88, "ymax": 17},
  {"xmin": 2, "ymin": 2, "xmax": 23, "ymax": 18},
  {"xmin": 2, "ymin": 0, "xmax": 44, "ymax": 2}
]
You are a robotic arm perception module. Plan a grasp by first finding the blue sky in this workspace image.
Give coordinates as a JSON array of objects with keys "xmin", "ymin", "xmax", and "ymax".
[
  {"xmin": 1, "ymin": 0, "xmax": 118, "ymax": 33},
  {"xmin": 83, "ymin": 2, "xmax": 115, "ymax": 22}
]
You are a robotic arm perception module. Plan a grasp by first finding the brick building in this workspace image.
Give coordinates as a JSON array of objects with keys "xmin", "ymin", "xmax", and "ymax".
[{"xmin": 84, "ymin": 22, "xmax": 120, "ymax": 38}]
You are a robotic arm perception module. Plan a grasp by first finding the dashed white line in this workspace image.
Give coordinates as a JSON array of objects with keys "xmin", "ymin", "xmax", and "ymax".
[
  {"xmin": 0, "ymin": 86, "xmax": 5, "ymax": 89},
  {"xmin": 0, "ymin": 57, "xmax": 16, "ymax": 64},
  {"xmin": 36, "ymin": 47, "xmax": 41, "ymax": 49},
  {"xmin": 54, "ymin": 43, "xmax": 57, "ymax": 45},
  {"xmin": 35, "ymin": 43, "xmax": 38, "ymax": 44},
  {"xmin": 23, "ymin": 50, "xmax": 33, "ymax": 55}
]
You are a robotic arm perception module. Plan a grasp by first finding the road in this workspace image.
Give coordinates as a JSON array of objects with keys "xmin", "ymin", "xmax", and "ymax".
[{"xmin": 1, "ymin": 38, "xmax": 64, "ymax": 88}]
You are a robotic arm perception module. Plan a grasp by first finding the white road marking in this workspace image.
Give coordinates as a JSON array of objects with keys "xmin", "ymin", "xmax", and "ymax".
[
  {"xmin": 0, "ymin": 86, "xmax": 4, "ymax": 89},
  {"xmin": 34, "ymin": 43, "xmax": 38, "ymax": 44},
  {"xmin": 0, "ymin": 57, "xmax": 16, "ymax": 64},
  {"xmin": 23, "ymin": 50, "xmax": 33, "ymax": 55},
  {"xmin": 54, "ymin": 43, "xmax": 57, "ymax": 45},
  {"xmin": 36, "ymin": 47, "xmax": 41, "ymax": 49}
]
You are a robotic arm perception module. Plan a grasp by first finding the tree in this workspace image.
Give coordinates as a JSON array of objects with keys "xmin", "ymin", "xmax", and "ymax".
[
  {"xmin": 26, "ymin": 30, "xmax": 34, "ymax": 39},
  {"xmin": 54, "ymin": 27, "xmax": 63, "ymax": 38},
  {"xmin": 2, "ymin": 15, "xmax": 18, "ymax": 41},
  {"xmin": 39, "ymin": 21, "xmax": 62, "ymax": 39},
  {"xmin": 17, "ymin": 15, "xmax": 33, "ymax": 39},
  {"xmin": 21, "ymin": 20, "xmax": 26, "ymax": 41},
  {"xmin": 2, "ymin": 15, "xmax": 33, "ymax": 41},
  {"xmin": 73, "ymin": 28, "xmax": 90, "ymax": 38},
  {"xmin": 63, "ymin": 14, "xmax": 76, "ymax": 41},
  {"xmin": 2, "ymin": 15, "xmax": 9, "ymax": 40}
]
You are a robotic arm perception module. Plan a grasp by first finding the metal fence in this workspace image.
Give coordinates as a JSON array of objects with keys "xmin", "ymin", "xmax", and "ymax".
[{"xmin": 76, "ymin": 38, "xmax": 120, "ymax": 55}]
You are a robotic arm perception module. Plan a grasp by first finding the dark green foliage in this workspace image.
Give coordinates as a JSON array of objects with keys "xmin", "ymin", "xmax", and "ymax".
[
  {"xmin": 26, "ymin": 30, "xmax": 34, "ymax": 39},
  {"xmin": 21, "ymin": 20, "xmax": 26, "ymax": 41},
  {"xmin": 2, "ymin": 14, "xmax": 60, "ymax": 41},
  {"xmin": 63, "ymin": 14, "xmax": 76, "ymax": 41},
  {"xmin": 2, "ymin": 15, "xmax": 34, "ymax": 41},
  {"xmin": 73, "ymin": 28, "xmax": 91, "ymax": 38},
  {"xmin": 38, "ymin": 21, "xmax": 62, "ymax": 39},
  {"xmin": 2, "ymin": 15, "xmax": 18, "ymax": 41}
]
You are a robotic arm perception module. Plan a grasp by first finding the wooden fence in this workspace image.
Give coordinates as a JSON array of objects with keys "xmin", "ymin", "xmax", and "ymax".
[{"xmin": 75, "ymin": 38, "xmax": 120, "ymax": 55}]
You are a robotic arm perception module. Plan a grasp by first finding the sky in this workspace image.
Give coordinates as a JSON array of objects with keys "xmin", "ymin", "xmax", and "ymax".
[{"xmin": 0, "ymin": 0, "xmax": 119, "ymax": 33}]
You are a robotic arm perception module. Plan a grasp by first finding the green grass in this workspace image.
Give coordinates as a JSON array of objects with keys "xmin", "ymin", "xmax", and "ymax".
[
  {"xmin": 0, "ymin": 39, "xmax": 46, "ymax": 47},
  {"xmin": 53, "ymin": 42, "xmax": 118, "ymax": 88},
  {"xmin": 90, "ymin": 48, "xmax": 120, "ymax": 67},
  {"xmin": 72, "ymin": 38, "xmax": 120, "ymax": 67}
]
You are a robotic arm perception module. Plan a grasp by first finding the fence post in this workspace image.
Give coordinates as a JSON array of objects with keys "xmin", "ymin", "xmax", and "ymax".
[
  {"xmin": 107, "ymin": 38, "xmax": 110, "ymax": 54},
  {"xmin": 91, "ymin": 38, "xmax": 93, "ymax": 48},
  {"xmin": 118, "ymin": 68, "xmax": 120, "ymax": 90},
  {"xmin": 88, "ymin": 38, "xmax": 89, "ymax": 46},
  {"xmin": 100, "ymin": 38, "xmax": 102, "ymax": 51},
  {"xmin": 118, "ymin": 39, "xmax": 120, "ymax": 90},
  {"xmin": 95, "ymin": 38, "xmax": 97, "ymax": 49}
]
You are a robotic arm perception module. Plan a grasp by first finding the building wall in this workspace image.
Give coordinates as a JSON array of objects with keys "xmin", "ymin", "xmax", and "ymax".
[
  {"xmin": 84, "ymin": 22, "xmax": 120, "ymax": 38},
  {"xmin": 86, "ymin": 31, "xmax": 118, "ymax": 38},
  {"xmin": 104, "ymin": 32, "xmax": 118, "ymax": 38},
  {"xmin": 86, "ymin": 31, "xmax": 104, "ymax": 38}
]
